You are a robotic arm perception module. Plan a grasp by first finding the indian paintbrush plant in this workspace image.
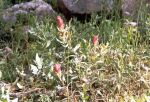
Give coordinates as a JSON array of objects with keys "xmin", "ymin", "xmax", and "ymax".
[
  {"xmin": 56, "ymin": 16, "xmax": 72, "ymax": 47},
  {"xmin": 92, "ymin": 35, "xmax": 99, "ymax": 47},
  {"xmin": 56, "ymin": 16, "xmax": 65, "ymax": 30}
]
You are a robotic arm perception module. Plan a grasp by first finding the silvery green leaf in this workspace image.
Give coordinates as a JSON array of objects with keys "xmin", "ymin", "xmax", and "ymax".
[
  {"xmin": 0, "ymin": 60, "xmax": 6, "ymax": 65},
  {"xmin": 30, "ymin": 64, "xmax": 38, "ymax": 75},
  {"xmin": 62, "ymin": 43, "xmax": 68, "ymax": 48},
  {"xmin": 62, "ymin": 75, "xmax": 66, "ymax": 82},
  {"xmin": 56, "ymin": 38, "xmax": 63, "ymax": 43},
  {"xmin": 11, "ymin": 98, "xmax": 18, "ymax": 102},
  {"xmin": 34, "ymin": 53, "xmax": 43, "ymax": 69},
  {"xmin": 17, "ymin": 83, "xmax": 24, "ymax": 89},
  {"xmin": 72, "ymin": 44, "xmax": 80, "ymax": 53},
  {"xmin": 1, "ymin": 86, "xmax": 5, "ymax": 98},
  {"xmin": 28, "ymin": 28, "xmax": 35, "ymax": 34},
  {"xmin": 0, "ymin": 71, "xmax": 2, "ymax": 79},
  {"xmin": 48, "ymin": 72, "xmax": 53, "ymax": 79},
  {"xmin": 48, "ymin": 61, "xmax": 54, "ymax": 67},
  {"xmin": 46, "ymin": 40, "xmax": 51, "ymax": 48},
  {"xmin": 56, "ymin": 38, "xmax": 68, "ymax": 47},
  {"xmin": 71, "ymin": 76, "xmax": 78, "ymax": 80},
  {"xmin": 96, "ymin": 90, "xmax": 103, "ymax": 96}
]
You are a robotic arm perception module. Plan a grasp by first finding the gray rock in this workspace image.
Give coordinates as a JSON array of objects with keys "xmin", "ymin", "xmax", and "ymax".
[
  {"xmin": 14, "ymin": 10, "xmax": 28, "ymax": 15},
  {"xmin": 2, "ymin": 12, "xmax": 16, "ymax": 23},
  {"xmin": 57, "ymin": 0, "xmax": 114, "ymax": 14},
  {"xmin": 1, "ymin": 0, "xmax": 56, "ymax": 23},
  {"xmin": 57, "ymin": 0, "xmax": 150, "ymax": 19}
]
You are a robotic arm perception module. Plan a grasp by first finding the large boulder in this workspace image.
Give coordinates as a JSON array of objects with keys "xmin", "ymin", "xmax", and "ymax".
[
  {"xmin": 57, "ymin": 0, "xmax": 113, "ymax": 14},
  {"xmin": 1, "ymin": 0, "xmax": 56, "ymax": 23},
  {"xmin": 57, "ymin": 0, "xmax": 150, "ymax": 19}
]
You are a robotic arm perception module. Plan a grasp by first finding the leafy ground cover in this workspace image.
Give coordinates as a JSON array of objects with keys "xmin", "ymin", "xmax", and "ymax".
[{"xmin": 0, "ymin": 1, "xmax": 150, "ymax": 102}]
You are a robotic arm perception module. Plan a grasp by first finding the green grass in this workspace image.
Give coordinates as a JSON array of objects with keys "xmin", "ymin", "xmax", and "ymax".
[{"xmin": 0, "ymin": 1, "xmax": 150, "ymax": 102}]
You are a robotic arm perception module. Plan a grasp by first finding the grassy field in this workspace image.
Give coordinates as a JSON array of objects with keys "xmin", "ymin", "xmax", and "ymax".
[{"xmin": 0, "ymin": 1, "xmax": 150, "ymax": 102}]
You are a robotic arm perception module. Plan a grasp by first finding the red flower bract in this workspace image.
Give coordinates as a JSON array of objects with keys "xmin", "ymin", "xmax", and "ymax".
[
  {"xmin": 53, "ymin": 63, "xmax": 61, "ymax": 74},
  {"xmin": 56, "ymin": 16, "xmax": 64, "ymax": 30},
  {"xmin": 92, "ymin": 35, "xmax": 99, "ymax": 46}
]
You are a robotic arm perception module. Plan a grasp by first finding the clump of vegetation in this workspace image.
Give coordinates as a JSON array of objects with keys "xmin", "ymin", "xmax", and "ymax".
[{"xmin": 0, "ymin": 1, "xmax": 150, "ymax": 102}]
